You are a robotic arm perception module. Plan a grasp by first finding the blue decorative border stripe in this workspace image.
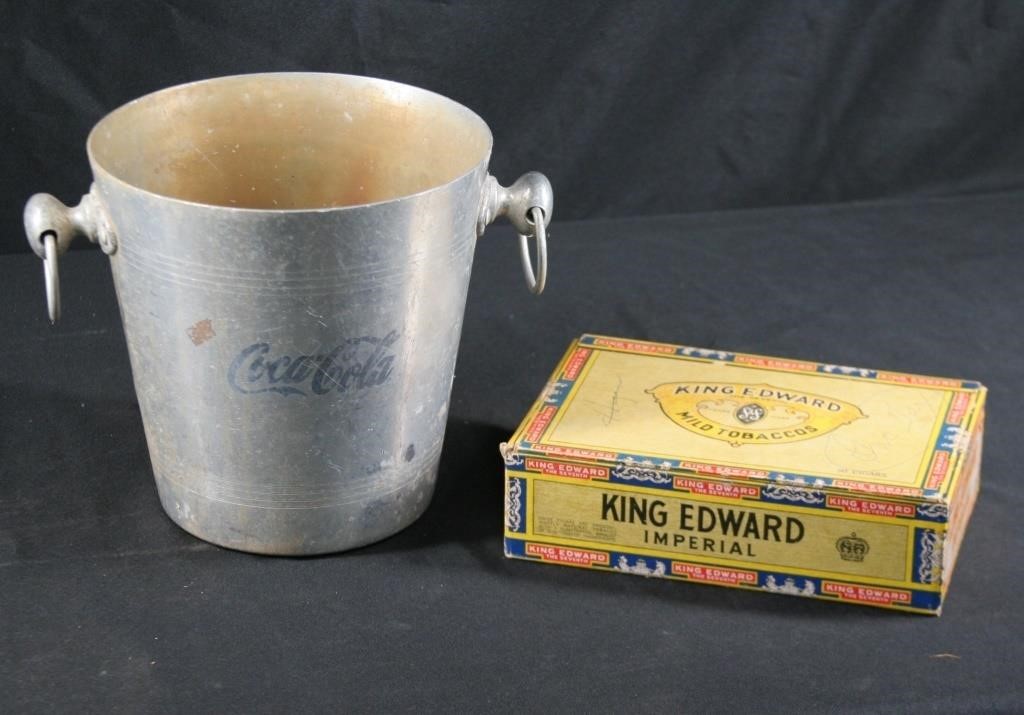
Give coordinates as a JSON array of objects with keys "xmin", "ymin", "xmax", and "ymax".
[
  {"xmin": 505, "ymin": 537, "xmax": 943, "ymax": 613},
  {"xmin": 508, "ymin": 457, "xmax": 939, "ymax": 522},
  {"xmin": 505, "ymin": 478, "xmax": 527, "ymax": 534},
  {"xmin": 912, "ymin": 527, "xmax": 941, "ymax": 585}
]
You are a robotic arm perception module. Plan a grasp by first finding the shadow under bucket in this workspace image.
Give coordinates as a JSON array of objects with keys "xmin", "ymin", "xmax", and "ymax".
[{"xmin": 23, "ymin": 73, "xmax": 553, "ymax": 554}]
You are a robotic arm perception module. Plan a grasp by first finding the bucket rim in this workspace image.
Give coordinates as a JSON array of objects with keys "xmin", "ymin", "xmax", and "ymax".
[{"xmin": 85, "ymin": 71, "xmax": 495, "ymax": 214}]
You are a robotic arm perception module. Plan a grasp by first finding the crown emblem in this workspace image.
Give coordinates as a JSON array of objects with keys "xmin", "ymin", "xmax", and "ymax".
[{"xmin": 836, "ymin": 533, "xmax": 869, "ymax": 562}]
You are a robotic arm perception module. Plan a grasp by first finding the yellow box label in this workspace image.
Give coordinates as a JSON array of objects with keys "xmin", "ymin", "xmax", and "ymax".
[
  {"xmin": 543, "ymin": 349, "xmax": 954, "ymax": 488},
  {"xmin": 504, "ymin": 335, "xmax": 986, "ymax": 612},
  {"xmin": 530, "ymin": 479, "xmax": 912, "ymax": 582}
]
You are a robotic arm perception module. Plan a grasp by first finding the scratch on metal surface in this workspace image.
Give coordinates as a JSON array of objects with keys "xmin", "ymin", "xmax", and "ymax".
[{"xmin": 192, "ymin": 144, "xmax": 223, "ymax": 174}]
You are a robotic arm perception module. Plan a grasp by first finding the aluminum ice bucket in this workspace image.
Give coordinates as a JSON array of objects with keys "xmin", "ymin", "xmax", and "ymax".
[{"xmin": 24, "ymin": 73, "xmax": 553, "ymax": 555}]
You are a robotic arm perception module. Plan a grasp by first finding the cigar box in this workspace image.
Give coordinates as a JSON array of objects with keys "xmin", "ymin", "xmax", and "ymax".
[{"xmin": 501, "ymin": 335, "xmax": 986, "ymax": 614}]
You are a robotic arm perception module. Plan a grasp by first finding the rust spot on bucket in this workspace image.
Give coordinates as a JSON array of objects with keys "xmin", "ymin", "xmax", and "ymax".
[{"xmin": 187, "ymin": 319, "xmax": 216, "ymax": 346}]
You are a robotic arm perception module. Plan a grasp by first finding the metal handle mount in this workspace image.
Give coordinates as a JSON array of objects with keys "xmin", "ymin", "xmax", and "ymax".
[
  {"xmin": 477, "ymin": 172, "xmax": 553, "ymax": 295},
  {"xmin": 24, "ymin": 184, "xmax": 117, "ymax": 323}
]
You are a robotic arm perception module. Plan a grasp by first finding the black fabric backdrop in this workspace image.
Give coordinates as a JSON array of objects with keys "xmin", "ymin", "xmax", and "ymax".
[
  {"xmin": 4, "ymin": 0, "xmax": 1024, "ymax": 254},
  {"xmin": 4, "ymin": 194, "xmax": 1024, "ymax": 712},
  {"xmin": 4, "ymin": 2, "xmax": 1024, "ymax": 713}
]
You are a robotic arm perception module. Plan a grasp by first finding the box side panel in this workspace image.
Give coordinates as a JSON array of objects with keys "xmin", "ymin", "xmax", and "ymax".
[
  {"xmin": 940, "ymin": 412, "xmax": 984, "ymax": 595},
  {"xmin": 503, "ymin": 460, "xmax": 945, "ymax": 613},
  {"xmin": 502, "ymin": 536, "xmax": 941, "ymax": 614},
  {"xmin": 935, "ymin": 389, "xmax": 987, "ymax": 504}
]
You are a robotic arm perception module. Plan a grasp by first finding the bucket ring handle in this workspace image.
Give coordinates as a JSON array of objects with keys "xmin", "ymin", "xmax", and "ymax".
[
  {"xmin": 518, "ymin": 206, "xmax": 548, "ymax": 295},
  {"xmin": 478, "ymin": 171, "xmax": 553, "ymax": 295},
  {"xmin": 41, "ymin": 231, "xmax": 61, "ymax": 323},
  {"xmin": 23, "ymin": 185, "xmax": 117, "ymax": 323}
]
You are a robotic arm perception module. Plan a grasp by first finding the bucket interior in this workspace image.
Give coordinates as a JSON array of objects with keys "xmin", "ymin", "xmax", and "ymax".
[{"xmin": 87, "ymin": 74, "xmax": 492, "ymax": 210}]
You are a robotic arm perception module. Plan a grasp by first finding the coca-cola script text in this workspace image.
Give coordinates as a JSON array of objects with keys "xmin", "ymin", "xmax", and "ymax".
[{"xmin": 227, "ymin": 331, "xmax": 398, "ymax": 397}]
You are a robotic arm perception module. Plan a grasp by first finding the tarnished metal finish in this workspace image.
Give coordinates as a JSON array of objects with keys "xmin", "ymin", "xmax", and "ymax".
[
  {"xmin": 22, "ymin": 73, "xmax": 554, "ymax": 554},
  {"xmin": 41, "ymin": 233, "xmax": 59, "ymax": 323},
  {"xmin": 478, "ymin": 172, "xmax": 553, "ymax": 294},
  {"xmin": 25, "ymin": 186, "xmax": 117, "ymax": 321},
  {"xmin": 477, "ymin": 172, "xmax": 553, "ymax": 238},
  {"xmin": 24, "ymin": 185, "xmax": 118, "ymax": 259},
  {"xmin": 519, "ymin": 206, "xmax": 548, "ymax": 294},
  {"xmin": 99, "ymin": 169, "xmax": 483, "ymax": 554}
]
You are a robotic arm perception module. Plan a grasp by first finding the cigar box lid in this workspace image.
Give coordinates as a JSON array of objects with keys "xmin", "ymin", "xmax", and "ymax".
[{"xmin": 505, "ymin": 335, "xmax": 987, "ymax": 505}]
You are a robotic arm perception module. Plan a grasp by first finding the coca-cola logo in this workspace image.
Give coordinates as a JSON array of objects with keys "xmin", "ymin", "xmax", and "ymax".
[{"xmin": 227, "ymin": 330, "xmax": 398, "ymax": 397}]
